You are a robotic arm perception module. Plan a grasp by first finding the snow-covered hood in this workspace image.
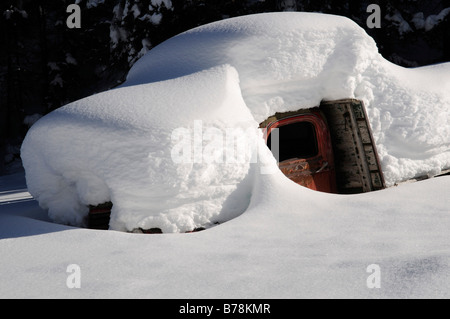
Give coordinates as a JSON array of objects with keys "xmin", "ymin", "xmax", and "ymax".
[{"xmin": 21, "ymin": 12, "xmax": 450, "ymax": 233}]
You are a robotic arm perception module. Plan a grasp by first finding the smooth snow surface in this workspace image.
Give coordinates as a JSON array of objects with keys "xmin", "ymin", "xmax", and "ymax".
[
  {"xmin": 1, "ymin": 172, "xmax": 450, "ymax": 298},
  {"xmin": 20, "ymin": 12, "xmax": 450, "ymax": 232}
]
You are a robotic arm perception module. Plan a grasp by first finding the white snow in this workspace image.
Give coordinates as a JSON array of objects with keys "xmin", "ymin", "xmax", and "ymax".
[
  {"xmin": 137, "ymin": 38, "xmax": 152, "ymax": 58},
  {"xmin": 2, "ymin": 11, "xmax": 450, "ymax": 299},
  {"xmin": 421, "ymin": 8, "xmax": 450, "ymax": 31},
  {"xmin": 385, "ymin": 12, "xmax": 413, "ymax": 35},
  {"xmin": 86, "ymin": 0, "xmax": 105, "ymax": 9},
  {"xmin": 148, "ymin": 12, "xmax": 163, "ymax": 25},
  {"xmin": 21, "ymin": 65, "xmax": 260, "ymax": 233},
  {"xmin": 411, "ymin": 8, "xmax": 450, "ymax": 31},
  {"xmin": 1, "ymin": 170, "xmax": 450, "ymax": 298},
  {"xmin": 150, "ymin": 0, "xmax": 173, "ymax": 10},
  {"xmin": 14, "ymin": 13, "xmax": 450, "ymax": 232},
  {"xmin": 123, "ymin": 13, "xmax": 450, "ymax": 190},
  {"xmin": 131, "ymin": 3, "xmax": 141, "ymax": 19},
  {"xmin": 20, "ymin": 12, "xmax": 450, "ymax": 234},
  {"xmin": 65, "ymin": 53, "xmax": 77, "ymax": 66},
  {"xmin": 411, "ymin": 12, "xmax": 426, "ymax": 30},
  {"xmin": 425, "ymin": 7, "xmax": 450, "ymax": 31},
  {"xmin": 50, "ymin": 74, "xmax": 64, "ymax": 88}
]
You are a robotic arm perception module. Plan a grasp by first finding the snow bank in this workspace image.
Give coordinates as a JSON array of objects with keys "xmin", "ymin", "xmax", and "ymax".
[{"xmin": 21, "ymin": 12, "xmax": 450, "ymax": 232}]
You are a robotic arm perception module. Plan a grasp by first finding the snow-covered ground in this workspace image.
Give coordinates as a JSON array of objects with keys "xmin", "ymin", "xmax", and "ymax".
[
  {"xmin": 1, "ymin": 170, "xmax": 449, "ymax": 298},
  {"xmin": 1, "ymin": 12, "xmax": 449, "ymax": 298}
]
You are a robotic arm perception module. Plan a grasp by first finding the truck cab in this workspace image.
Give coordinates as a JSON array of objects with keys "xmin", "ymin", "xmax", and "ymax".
[
  {"xmin": 262, "ymin": 109, "xmax": 337, "ymax": 193},
  {"xmin": 260, "ymin": 99, "xmax": 386, "ymax": 194}
]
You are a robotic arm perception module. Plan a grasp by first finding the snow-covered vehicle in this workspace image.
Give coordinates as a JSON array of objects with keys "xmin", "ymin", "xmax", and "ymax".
[{"xmin": 21, "ymin": 12, "xmax": 450, "ymax": 233}]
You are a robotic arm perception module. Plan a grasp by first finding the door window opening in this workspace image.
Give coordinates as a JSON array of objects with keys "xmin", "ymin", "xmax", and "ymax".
[{"xmin": 267, "ymin": 121, "xmax": 318, "ymax": 162}]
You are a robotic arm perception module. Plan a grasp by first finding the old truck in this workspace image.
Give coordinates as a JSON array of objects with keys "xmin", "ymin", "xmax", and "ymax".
[{"xmin": 261, "ymin": 98, "xmax": 387, "ymax": 194}]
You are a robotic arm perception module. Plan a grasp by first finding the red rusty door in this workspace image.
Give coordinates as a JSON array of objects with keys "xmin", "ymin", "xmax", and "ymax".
[{"xmin": 264, "ymin": 110, "xmax": 337, "ymax": 193}]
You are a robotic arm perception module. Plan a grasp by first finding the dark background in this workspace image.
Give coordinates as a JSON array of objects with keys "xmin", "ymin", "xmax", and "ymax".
[{"xmin": 1, "ymin": 0, "xmax": 449, "ymax": 175}]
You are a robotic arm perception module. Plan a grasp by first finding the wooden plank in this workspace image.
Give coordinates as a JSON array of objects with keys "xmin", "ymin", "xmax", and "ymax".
[
  {"xmin": 363, "ymin": 144, "xmax": 379, "ymax": 171},
  {"xmin": 347, "ymin": 105, "xmax": 372, "ymax": 192},
  {"xmin": 320, "ymin": 99, "xmax": 386, "ymax": 194},
  {"xmin": 358, "ymin": 121, "xmax": 371, "ymax": 144}
]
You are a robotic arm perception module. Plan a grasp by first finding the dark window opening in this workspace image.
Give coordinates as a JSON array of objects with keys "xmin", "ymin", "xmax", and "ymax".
[{"xmin": 267, "ymin": 121, "xmax": 318, "ymax": 162}]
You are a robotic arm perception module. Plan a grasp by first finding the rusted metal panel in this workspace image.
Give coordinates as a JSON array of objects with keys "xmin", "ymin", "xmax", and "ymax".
[
  {"xmin": 278, "ymin": 157, "xmax": 335, "ymax": 193},
  {"xmin": 320, "ymin": 99, "xmax": 385, "ymax": 193},
  {"xmin": 261, "ymin": 109, "xmax": 337, "ymax": 193}
]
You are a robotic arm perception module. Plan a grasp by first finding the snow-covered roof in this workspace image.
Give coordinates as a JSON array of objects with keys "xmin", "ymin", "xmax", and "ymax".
[
  {"xmin": 21, "ymin": 12, "xmax": 450, "ymax": 233},
  {"xmin": 124, "ymin": 12, "xmax": 381, "ymax": 121}
]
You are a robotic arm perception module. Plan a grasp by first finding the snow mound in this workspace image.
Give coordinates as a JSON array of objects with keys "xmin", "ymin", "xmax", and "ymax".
[
  {"xmin": 21, "ymin": 12, "xmax": 450, "ymax": 232},
  {"xmin": 125, "ymin": 12, "xmax": 380, "ymax": 120},
  {"xmin": 21, "ymin": 65, "xmax": 265, "ymax": 232}
]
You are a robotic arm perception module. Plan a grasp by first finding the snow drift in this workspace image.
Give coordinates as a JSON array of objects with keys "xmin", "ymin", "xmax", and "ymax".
[
  {"xmin": 1, "ymin": 171, "xmax": 450, "ymax": 298},
  {"xmin": 21, "ymin": 12, "xmax": 450, "ymax": 232}
]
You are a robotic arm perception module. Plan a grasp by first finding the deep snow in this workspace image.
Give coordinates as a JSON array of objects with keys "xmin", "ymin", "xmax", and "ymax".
[
  {"xmin": 1, "ymin": 170, "xmax": 449, "ymax": 298},
  {"xmin": 1, "ymin": 12, "xmax": 450, "ymax": 298},
  {"xmin": 20, "ymin": 12, "xmax": 450, "ymax": 233}
]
